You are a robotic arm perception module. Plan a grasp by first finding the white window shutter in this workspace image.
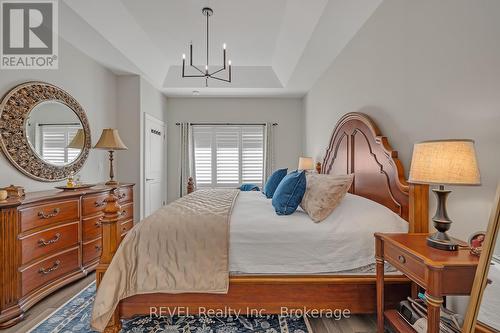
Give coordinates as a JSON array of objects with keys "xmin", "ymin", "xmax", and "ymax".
[
  {"xmin": 241, "ymin": 126, "xmax": 264, "ymax": 184},
  {"xmin": 193, "ymin": 127, "xmax": 213, "ymax": 185},
  {"xmin": 41, "ymin": 125, "xmax": 81, "ymax": 165},
  {"xmin": 192, "ymin": 125, "xmax": 264, "ymax": 188}
]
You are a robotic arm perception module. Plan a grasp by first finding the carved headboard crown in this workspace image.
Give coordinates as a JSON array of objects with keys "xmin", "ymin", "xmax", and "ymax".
[{"xmin": 321, "ymin": 112, "xmax": 428, "ymax": 228}]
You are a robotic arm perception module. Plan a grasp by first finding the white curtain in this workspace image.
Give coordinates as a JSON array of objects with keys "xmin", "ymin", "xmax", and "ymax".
[
  {"xmin": 178, "ymin": 123, "xmax": 194, "ymax": 197},
  {"xmin": 263, "ymin": 123, "xmax": 275, "ymax": 183}
]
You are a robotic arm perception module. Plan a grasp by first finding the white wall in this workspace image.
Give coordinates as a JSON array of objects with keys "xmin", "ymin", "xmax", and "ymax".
[
  {"xmin": 303, "ymin": 0, "xmax": 500, "ymax": 314},
  {"xmin": 116, "ymin": 76, "xmax": 168, "ymax": 221},
  {"xmin": 139, "ymin": 78, "xmax": 168, "ymax": 218},
  {"xmin": 166, "ymin": 97, "xmax": 303, "ymax": 202},
  {"xmin": 0, "ymin": 38, "xmax": 117, "ymax": 191}
]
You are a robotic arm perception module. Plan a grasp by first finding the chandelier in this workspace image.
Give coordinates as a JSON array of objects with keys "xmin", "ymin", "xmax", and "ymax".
[{"xmin": 181, "ymin": 7, "xmax": 232, "ymax": 87}]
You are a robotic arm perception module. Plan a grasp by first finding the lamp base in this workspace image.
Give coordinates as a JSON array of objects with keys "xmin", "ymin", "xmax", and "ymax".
[
  {"xmin": 427, "ymin": 232, "xmax": 458, "ymax": 251},
  {"xmin": 105, "ymin": 180, "xmax": 119, "ymax": 186}
]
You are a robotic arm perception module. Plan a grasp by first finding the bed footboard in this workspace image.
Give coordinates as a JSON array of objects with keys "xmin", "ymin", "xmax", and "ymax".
[{"xmin": 95, "ymin": 192, "xmax": 123, "ymax": 333}]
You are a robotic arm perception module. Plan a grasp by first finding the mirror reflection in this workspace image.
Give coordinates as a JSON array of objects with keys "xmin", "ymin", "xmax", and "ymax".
[
  {"xmin": 477, "ymin": 238, "xmax": 500, "ymax": 331},
  {"xmin": 25, "ymin": 101, "xmax": 84, "ymax": 166}
]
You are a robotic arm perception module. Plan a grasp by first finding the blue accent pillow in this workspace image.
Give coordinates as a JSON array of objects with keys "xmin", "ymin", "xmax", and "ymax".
[
  {"xmin": 272, "ymin": 170, "xmax": 307, "ymax": 215},
  {"xmin": 239, "ymin": 184, "xmax": 260, "ymax": 191},
  {"xmin": 262, "ymin": 168, "xmax": 288, "ymax": 198}
]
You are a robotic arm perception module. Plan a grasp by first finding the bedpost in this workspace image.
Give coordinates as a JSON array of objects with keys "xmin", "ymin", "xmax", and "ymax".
[
  {"xmin": 187, "ymin": 177, "xmax": 195, "ymax": 194},
  {"xmin": 409, "ymin": 183, "xmax": 429, "ymax": 233},
  {"xmin": 315, "ymin": 162, "xmax": 322, "ymax": 174},
  {"xmin": 96, "ymin": 191, "xmax": 122, "ymax": 333}
]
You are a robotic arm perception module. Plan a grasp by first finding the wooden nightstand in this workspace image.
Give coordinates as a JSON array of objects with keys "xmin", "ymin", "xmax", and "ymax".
[{"xmin": 375, "ymin": 233, "xmax": 479, "ymax": 333}]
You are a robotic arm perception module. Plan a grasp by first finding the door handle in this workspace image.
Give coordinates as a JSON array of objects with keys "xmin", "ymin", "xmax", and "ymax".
[{"xmin": 146, "ymin": 178, "xmax": 154, "ymax": 181}]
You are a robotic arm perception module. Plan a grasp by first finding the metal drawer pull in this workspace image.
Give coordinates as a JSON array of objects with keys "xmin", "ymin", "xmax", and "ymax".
[
  {"xmin": 95, "ymin": 245, "xmax": 102, "ymax": 251},
  {"xmin": 398, "ymin": 255, "xmax": 406, "ymax": 264},
  {"xmin": 94, "ymin": 200, "xmax": 105, "ymax": 207},
  {"xmin": 38, "ymin": 233, "xmax": 61, "ymax": 246},
  {"xmin": 95, "ymin": 217, "xmax": 104, "ymax": 227},
  {"xmin": 119, "ymin": 210, "xmax": 127, "ymax": 218},
  {"xmin": 118, "ymin": 193, "xmax": 126, "ymax": 200},
  {"xmin": 38, "ymin": 260, "xmax": 60, "ymax": 275},
  {"xmin": 38, "ymin": 208, "xmax": 60, "ymax": 219}
]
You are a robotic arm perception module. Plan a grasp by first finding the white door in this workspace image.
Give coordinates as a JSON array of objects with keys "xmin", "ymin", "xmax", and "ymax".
[{"xmin": 144, "ymin": 114, "xmax": 166, "ymax": 218}]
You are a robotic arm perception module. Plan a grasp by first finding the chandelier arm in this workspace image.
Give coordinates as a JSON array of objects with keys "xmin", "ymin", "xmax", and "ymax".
[
  {"xmin": 182, "ymin": 74, "xmax": 207, "ymax": 78},
  {"xmin": 209, "ymin": 67, "xmax": 227, "ymax": 76},
  {"xmin": 209, "ymin": 75, "xmax": 231, "ymax": 83},
  {"xmin": 190, "ymin": 64, "xmax": 206, "ymax": 75}
]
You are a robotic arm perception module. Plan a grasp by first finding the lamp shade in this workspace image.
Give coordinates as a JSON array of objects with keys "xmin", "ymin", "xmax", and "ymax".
[
  {"xmin": 298, "ymin": 157, "xmax": 314, "ymax": 170},
  {"xmin": 67, "ymin": 129, "xmax": 85, "ymax": 149},
  {"xmin": 409, "ymin": 139, "xmax": 480, "ymax": 185},
  {"xmin": 94, "ymin": 129, "xmax": 128, "ymax": 150}
]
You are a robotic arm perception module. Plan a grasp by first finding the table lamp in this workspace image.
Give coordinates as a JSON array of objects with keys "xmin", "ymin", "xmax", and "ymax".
[
  {"xmin": 67, "ymin": 129, "xmax": 85, "ymax": 149},
  {"xmin": 94, "ymin": 129, "xmax": 128, "ymax": 186},
  {"xmin": 409, "ymin": 139, "xmax": 480, "ymax": 251},
  {"xmin": 298, "ymin": 157, "xmax": 314, "ymax": 171}
]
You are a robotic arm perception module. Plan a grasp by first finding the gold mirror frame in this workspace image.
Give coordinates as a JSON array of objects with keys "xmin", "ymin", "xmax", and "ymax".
[
  {"xmin": 0, "ymin": 82, "xmax": 91, "ymax": 182},
  {"xmin": 463, "ymin": 183, "xmax": 500, "ymax": 333}
]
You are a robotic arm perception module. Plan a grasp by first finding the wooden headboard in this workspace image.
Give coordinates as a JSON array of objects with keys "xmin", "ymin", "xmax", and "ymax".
[{"xmin": 321, "ymin": 112, "xmax": 428, "ymax": 231}]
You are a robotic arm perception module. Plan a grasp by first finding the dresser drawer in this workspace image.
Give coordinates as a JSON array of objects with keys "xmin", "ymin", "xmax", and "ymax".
[
  {"xmin": 121, "ymin": 219, "xmax": 134, "ymax": 236},
  {"xmin": 20, "ymin": 199, "xmax": 79, "ymax": 233},
  {"xmin": 116, "ymin": 186, "xmax": 133, "ymax": 204},
  {"xmin": 118, "ymin": 203, "xmax": 133, "ymax": 222},
  {"xmin": 82, "ymin": 214, "xmax": 104, "ymax": 242},
  {"xmin": 19, "ymin": 222, "xmax": 79, "ymax": 265},
  {"xmin": 384, "ymin": 241, "xmax": 425, "ymax": 286},
  {"xmin": 82, "ymin": 193, "xmax": 109, "ymax": 216},
  {"xmin": 82, "ymin": 238, "xmax": 102, "ymax": 265},
  {"xmin": 20, "ymin": 246, "xmax": 80, "ymax": 296}
]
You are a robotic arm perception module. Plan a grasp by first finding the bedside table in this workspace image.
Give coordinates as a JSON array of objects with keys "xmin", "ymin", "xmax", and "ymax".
[{"xmin": 375, "ymin": 233, "xmax": 479, "ymax": 333}]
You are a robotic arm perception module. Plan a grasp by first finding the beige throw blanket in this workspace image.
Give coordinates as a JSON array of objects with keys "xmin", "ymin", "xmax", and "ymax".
[{"xmin": 91, "ymin": 189, "xmax": 239, "ymax": 332}]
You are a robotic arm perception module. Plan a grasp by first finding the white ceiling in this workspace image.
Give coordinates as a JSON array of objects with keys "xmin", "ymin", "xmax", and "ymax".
[{"xmin": 62, "ymin": 0, "xmax": 382, "ymax": 97}]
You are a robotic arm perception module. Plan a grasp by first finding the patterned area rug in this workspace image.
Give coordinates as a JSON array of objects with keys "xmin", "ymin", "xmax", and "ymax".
[{"xmin": 28, "ymin": 282, "xmax": 312, "ymax": 333}]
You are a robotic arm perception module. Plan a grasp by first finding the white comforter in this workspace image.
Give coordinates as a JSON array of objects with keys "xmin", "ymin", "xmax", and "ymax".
[{"xmin": 229, "ymin": 191, "xmax": 408, "ymax": 274}]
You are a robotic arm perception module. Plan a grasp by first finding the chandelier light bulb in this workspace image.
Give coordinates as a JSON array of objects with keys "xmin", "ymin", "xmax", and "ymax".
[
  {"xmin": 182, "ymin": 53, "xmax": 186, "ymax": 59},
  {"xmin": 223, "ymin": 43, "xmax": 226, "ymax": 50},
  {"xmin": 205, "ymin": 65, "xmax": 209, "ymax": 70},
  {"xmin": 228, "ymin": 60, "xmax": 232, "ymax": 66}
]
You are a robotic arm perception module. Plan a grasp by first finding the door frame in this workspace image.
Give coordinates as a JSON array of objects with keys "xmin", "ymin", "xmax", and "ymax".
[{"xmin": 143, "ymin": 113, "xmax": 166, "ymax": 219}]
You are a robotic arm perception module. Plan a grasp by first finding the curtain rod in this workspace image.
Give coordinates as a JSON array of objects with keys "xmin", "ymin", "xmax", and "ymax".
[
  {"xmin": 175, "ymin": 122, "xmax": 278, "ymax": 126},
  {"xmin": 36, "ymin": 123, "xmax": 81, "ymax": 126}
]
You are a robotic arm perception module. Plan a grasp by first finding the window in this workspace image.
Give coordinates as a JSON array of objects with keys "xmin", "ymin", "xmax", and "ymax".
[
  {"xmin": 39, "ymin": 124, "xmax": 81, "ymax": 165},
  {"xmin": 192, "ymin": 125, "xmax": 264, "ymax": 188}
]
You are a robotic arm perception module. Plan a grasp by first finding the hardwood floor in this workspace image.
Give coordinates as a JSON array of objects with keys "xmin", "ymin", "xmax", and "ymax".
[
  {"xmin": 1, "ymin": 275, "xmax": 376, "ymax": 333},
  {"xmin": 1, "ymin": 274, "xmax": 95, "ymax": 333}
]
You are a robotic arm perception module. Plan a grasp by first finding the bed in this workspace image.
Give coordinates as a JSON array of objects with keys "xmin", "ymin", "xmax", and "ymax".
[{"xmin": 93, "ymin": 112, "xmax": 429, "ymax": 332}]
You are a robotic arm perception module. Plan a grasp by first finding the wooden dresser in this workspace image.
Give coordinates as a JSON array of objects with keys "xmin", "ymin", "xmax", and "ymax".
[{"xmin": 0, "ymin": 183, "xmax": 134, "ymax": 328}]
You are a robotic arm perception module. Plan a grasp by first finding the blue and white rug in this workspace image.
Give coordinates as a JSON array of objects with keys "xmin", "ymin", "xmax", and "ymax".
[{"xmin": 28, "ymin": 282, "xmax": 312, "ymax": 333}]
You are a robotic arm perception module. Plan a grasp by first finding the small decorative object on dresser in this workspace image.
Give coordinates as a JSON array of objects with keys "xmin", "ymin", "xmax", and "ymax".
[
  {"xmin": 409, "ymin": 139, "xmax": 481, "ymax": 251},
  {"xmin": 3, "ymin": 185, "xmax": 25, "ymax": 198},
  {"xmin": 94, "ymin": 129, "xmax": 128, "ymax": 186},
  {"xmin": 0, "ymin": 190, "xmax": 7, "ymax": 202},
  {"xmin": 0, "ymin": 183, "xmax": 134, "ymax": 328},
  {"xmin": 375, "ymin": 233, "xmax": 479, "ymax": 333}
]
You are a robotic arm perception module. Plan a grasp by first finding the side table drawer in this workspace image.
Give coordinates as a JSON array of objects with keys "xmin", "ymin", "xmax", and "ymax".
[{"xmin": 385, "ymin": 242, "xmax": 426, "ymax": 287}]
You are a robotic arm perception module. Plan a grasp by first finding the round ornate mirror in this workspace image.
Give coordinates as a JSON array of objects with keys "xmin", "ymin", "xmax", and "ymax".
[{"xmin": 0, "ymin": 82, "xmax": 91, "ymax": 181}]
